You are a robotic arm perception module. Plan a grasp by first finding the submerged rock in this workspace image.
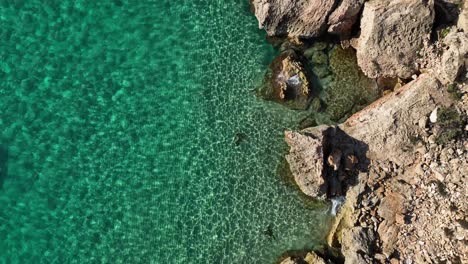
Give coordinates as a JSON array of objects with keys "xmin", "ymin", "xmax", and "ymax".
[
  {"xmin": 321, "ymin": 46, "xmax": 380, "ymax": 121},
  {"xmin": 257, "ymin": 50, "xmax": 314, "ymax": 110},
  {"xmin": 250, "ymin": 0, "xmax": 337, "ymax": 38},
  {"xmin": 356, "ymin": 0, "xmax": 435, "ymax": 78}
]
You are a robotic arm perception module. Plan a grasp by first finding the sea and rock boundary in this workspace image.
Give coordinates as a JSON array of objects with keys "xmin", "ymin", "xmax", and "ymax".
[{"xmin": 250, "ymin": 0, "xmax": 467, "ymax": 263}]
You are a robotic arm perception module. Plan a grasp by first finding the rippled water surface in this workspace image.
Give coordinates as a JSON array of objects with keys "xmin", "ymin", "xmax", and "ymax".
[{"xmin": 0, "ymin": 1, "xmax": 329, "ymax": 263}]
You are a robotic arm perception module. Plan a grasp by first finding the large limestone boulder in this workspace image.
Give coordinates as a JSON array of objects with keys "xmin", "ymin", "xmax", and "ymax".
[
  {"xmin": 343, "ymin": 74, "xmax": 443, "ymax": 165},
  {"xmin": 257, "ymin": 50, "xmax": 313, "ymax": 110},
  {"xmin": 356, "ymin": 0, "xmax": 435, "ymax": 78},
  {"xmin": 250, "ymin": 0, "xmax": 338, "ymax": 38},
  {"xmin": 284, "ymin": 129, "xmax": 328, "ymax": 200},
  {"xmin": 251, "ymin": 0, "xmax": 366, "ymax": 38}
]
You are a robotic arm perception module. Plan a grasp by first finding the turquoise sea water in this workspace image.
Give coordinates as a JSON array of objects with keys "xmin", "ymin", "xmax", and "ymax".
[{"xmin": 0, "ymin": 1, "xmax": 330, "ymax": 263}]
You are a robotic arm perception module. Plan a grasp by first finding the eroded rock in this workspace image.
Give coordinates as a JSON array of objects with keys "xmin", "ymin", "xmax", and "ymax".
[
  {"xmin": 250, "ymin": 0, "xmax": 338, "ymax": 38},
  {"xmin": 459, "ymin": 0, "xmax": 468, "ymax": 31},
  {"xmin": 327, "ymin": 0, "xmax": 365, "ymax": 36},
  {"xmin": 251, "ymin": 0, "xmax": 365, "ymax": 38},
  {"xmin": 341, "ymin": 227, "xmax": 376, "ymax": 260},
  {"xmin": 377, "ymin": 192, "xmax": 405, "ymax": 256},
  {"xmin": 257, "ymin": 50, "xmax": 313, "ymax": 109},
  {"xmin": 343, "ymin": 74, "xmax": 443, "ymax": 165},
  {"xmin": 356, "ymin": 0, "xmax": 435, "ymax": 78},
  {"xmin": 284, "ymin": 129, "xmax": 328, "ymax": 200},
  {"xmin": 289, "ymin": 73, "xmax": 465, "ymax": 263},
  {"xmin": 285, "ymin": 126, "xmax": 369, "ymax": 200},
  {"xmin": 436, "ymin": 30, "xmax": 468, "ymax": 84}
]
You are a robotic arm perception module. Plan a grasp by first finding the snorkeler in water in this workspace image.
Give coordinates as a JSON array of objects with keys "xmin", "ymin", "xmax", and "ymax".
[{"xmin": 263, "ymin": 224, "xmax": 277, "ymax": 240}]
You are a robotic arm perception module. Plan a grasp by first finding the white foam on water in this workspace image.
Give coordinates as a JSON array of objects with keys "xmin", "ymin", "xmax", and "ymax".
[{"xmin": 330, "ymin": 196, "xmax": 346, "ymax": 216}]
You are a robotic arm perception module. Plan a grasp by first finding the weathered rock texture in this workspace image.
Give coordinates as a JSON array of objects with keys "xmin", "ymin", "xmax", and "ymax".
[
  {"xmin": 261, "ymin": 0, "xmax": 468, "ymax": 262},
  {"xmin": 278, "ymin": 251, "xmax": 328, "ymax": 264},
  {"xmin": 419, "ymin": 26, "xmax": 468, "ymax": 85},
  {"xmin": 327, "ymin": 0, "xmax": 365, "ymax": 35},
  {"xmin": 459, "ymin": 0, "xmax": 468, "ymax": 31},
  {"xmin": 298, "ymin": 74, "xmax": 468, "ymax": 263},
  {"xmin": 284, "ymin": 130, "xmax": 327, "ymax": 200},
  {"xmin": 437, "ymin": 30, "xmax": 468, "ymax": 84},
  {"xmin": 356, "ymin": 0, "xmax": 435, "ymax": 79},
  {"xmin": 250, "ymin": 0, "xmax": 365, "ymax": 38},
  {"xmin": 285, "ymin": 125, "xmax": 369, "ymax": 200},
  {"xmin": 251, "ymin": 0, "xmax": 337, "ymax": 38},
  {"xmin": 343, "ymin": 74, "xmax": 443, "ymax": 164},
  {"xmin": 257, "ymin": 50, "xmax": 313, "ymax": 109}
]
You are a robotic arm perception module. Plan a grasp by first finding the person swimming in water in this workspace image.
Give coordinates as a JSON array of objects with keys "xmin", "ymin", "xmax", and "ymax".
[
  {"xmin": 232, "ymin": 132, "xmax": 248, "ymax": 146},
  {"xmin": 263, "ymin": 224, "xmax": 276, "ymax": 240}
]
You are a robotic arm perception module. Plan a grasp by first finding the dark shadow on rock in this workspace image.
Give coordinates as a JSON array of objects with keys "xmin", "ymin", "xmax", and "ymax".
[
  {"xmin": 305, "ymin": 126, "xmax": 370, "ymax": 198},
  {"xmin": 434, "ymin": 0, "xmax": 460, "ymax": 28},
  {"xmin": 0, "ymin": 144, "xmax": 8, "ymax": 189}
]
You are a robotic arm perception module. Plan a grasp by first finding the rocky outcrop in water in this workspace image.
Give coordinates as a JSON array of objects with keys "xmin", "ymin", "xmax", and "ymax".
[
  {"xmin": 257, "ymin": 49, "xmax": 314, "ymax": 110},
  {"xmin": 250, "ymin": 0, "xmax": 364, "ymax": 38},
  {"xmin": 285, "ymin": 125, "xmax": 368, "ymax": 201},
  {"xmin": 356, "ymin": 0, "xmax": 435, "ymax": 79},
  {"xmin": 284, "ymin": 130, "xmax": 327, "ymax": 200}
]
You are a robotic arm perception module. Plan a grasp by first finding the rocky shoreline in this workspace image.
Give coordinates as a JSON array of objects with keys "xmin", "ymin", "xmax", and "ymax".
[{"xmin": 250, "ymin": 0, "xmax": 468, "ymax": 263}]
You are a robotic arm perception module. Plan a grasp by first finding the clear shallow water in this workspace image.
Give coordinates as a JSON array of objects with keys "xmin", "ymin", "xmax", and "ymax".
[{"xmin": 0, "ymin": 1, "xmax": 329, "ymax": 263}]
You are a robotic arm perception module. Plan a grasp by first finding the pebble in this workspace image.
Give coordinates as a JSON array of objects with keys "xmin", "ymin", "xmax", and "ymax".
[
  {"xmin": 429, "ymin": 107, "xmax": 439, "ymax": 123},
  {"xmin": 433, "ymin": 169, "xmax": 445, "ymax": 182}
]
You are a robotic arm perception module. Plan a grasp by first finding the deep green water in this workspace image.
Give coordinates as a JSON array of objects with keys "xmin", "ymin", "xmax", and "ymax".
[{"xmin": 0, "ymin": 1, "xmax": 329, "ymax": 263}]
